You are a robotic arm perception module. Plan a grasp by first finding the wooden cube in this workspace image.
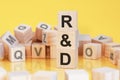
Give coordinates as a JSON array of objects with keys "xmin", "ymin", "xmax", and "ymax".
[
  {"xmin": 57, "ymin": 48, "xmax": 78, "ymax": 68},
  {"xmin": 11, "ymin": 62, "xmax": 25, "ymax": 72},
  {"xmin": 105, "ymin": 42, "xmax": 120, "ymax": 57},
  {"xmin": 78, "ymin": 34, "xmax": 91, "ymax": 56},
  {"xmin": 1, "ymin": 31, "xmax": 18, "ymax": 46},
  {"xmin": 109, "ymin": 47, "xmax": 120, "ymax": 64},
  {"xmin": 0, "ymin": 42, "xmax": 4, "ymax": 60},
  {"xmin": 24, "ymin": 40, "xmax": 32, "ymax": 58},
  {"xmin": 9, "ymin": 44, "xmax": 25, "ymax": 62},
  {"xmin": 7, "ymin": 71, "xmax": 31, "ymax": 80},
  {"xmin": 0, "ymin": 67, "xmax": 7, "ymax": 80},
  {"xmin": 92, "ymin": 67, "xmax": 119, "ymax": 80},
  {"xmin": 14, "ymin": 24, "xmax": 33, "ymax": 43},
  {"xmin": 117, "ymin": 59, "xmax": 120, "ymax": 68},
  {"xmin": 57, "ymin": 30, "xmax": 77, "ymax": 49},
  {"xmin": 35, "ymin": 23, "xmax": 51, "ymax": 41},
  {"xmin": 42, "ymin": 30, "xmax": 57, "ymax": 44},
  {"xmin": 58, "ymin": 11, "xmax": 78, "ymax": 30},
  {"xmin": 32, "ymin": 43, "xmax": 45, "ymax": 58},
  {"xmin": 32, "ymin": 71, "xmax": 57, "ymax": 80},
  {"xmin": 65, "ymin": 70, "xmax": 89, "ymax": 80},
  {"xmin": 46, "ymin": 44, "xmax": 57, "ymax": 59},
  {"xmin": 83, "ymin": 43, "xmax": 101, "ymax": 59},
  {"xmin": 92, "ymin": 35, "xmax": 113, "ymax": 56}
]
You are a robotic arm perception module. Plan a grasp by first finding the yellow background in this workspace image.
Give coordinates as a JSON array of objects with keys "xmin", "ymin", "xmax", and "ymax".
[
  {"xmin": 0, "ymin": 0, "xmax": 120, "ymax": 80},
  {"xmin": 0, "ymin": 0, "xmax": 120, "ymax": 42}
]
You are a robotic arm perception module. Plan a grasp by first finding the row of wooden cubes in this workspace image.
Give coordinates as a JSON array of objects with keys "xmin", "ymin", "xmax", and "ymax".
[
  {"xmin": 0, "ymin": 66, "xmax": 119, "ymax": 80},
  {"xmin": 78, "ymin": 34, "xmax": 120, "ymax": 67}
]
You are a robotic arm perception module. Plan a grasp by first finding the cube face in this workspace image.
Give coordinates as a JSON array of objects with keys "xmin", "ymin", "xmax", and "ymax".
[
  {"xmin": 8, "ymin": 71, "xmax": 31, "ymax": 80},
  {"xmin": 57, "ymin": 31, "xmax": 77, "ymax": 49},
  {"xmin": 92, "ymin": 35, "xmax": 113, "ymax": 43},
  {"xmin": 0, "ymin": 42, "xmax": 4, "ymax": 60},
  {"xmin": 65, "ymin": 70, "xmax": 89, "ymax": 80},
  {"xmin": 14, "ymin": 24, "xmax": 33, "ymax": 43},
  {"xmin": 32, "ymin": 43, "xmax": 45, "ymax": 58},
  {"xmin": 9, "ymin": 45, "xmax": 25, "ymax": 62},
  {"xmin": 15, "ymin": 24, "xmax": 31, "ymax": 34},
  {"xmin": 42, "ymin": 30, "xmax": 57, "ymax": 45},
  {"xmin": 57, "ymin": 49, "xmax": 78, "ymax": 68},
  {"xmin": 83, "ymin": 43, "xmax": 101, "ymax": 59},
  {"xmin": 32, "ymin": 71, "xmax": 57, "ymax": 80},
  {"xmin": 37, "ymin": 23, "xmax": 51, "ymax": 30},
  {"xmin": 92, "ymin": 67, "xmax": 119, "ymax": 80},
  {"xmin": 78, "ymin": 34, "xmax": 91, "ymax": 56},
  {"xmin": 58, "ymin": 11, "xmax": 78, "ymax": 30},
  {"xmin": 109, "ymin": 48, "xmax": 120, "ymax": 64},
  {"xmin": 105, "ymin": 43, "xmax": 120, "ymax": 57},
  {"xmin": 2, "ymin": 31, "xmax": 18, "ymax": 46}
]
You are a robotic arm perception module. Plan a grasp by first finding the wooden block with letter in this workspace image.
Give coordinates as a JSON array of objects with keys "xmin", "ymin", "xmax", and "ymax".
[
  {"xmin": 35, "ymin": 23, "xmax": 51, "ymax": 41},
  {"xmin": 78, "ymin": 34, "xmax": 91, "ymax": 56},
  {"xmin": 57, "ymin": 48, "xmax": 78, "ymax": 68},
  {"xmin": 92, "ymin": 67, "xmax": 119, "ymax": 80},
  {"xmin": 65, "ymin": 69, "xmax": 89, "ymax": 80},
  {"xmin": 1, "ymin": 31, "xmax": 19, "ymax": 57},
  {"xmin": 7, "ymin": 71, "xmax": 31, "ymax": 80},
  {"xmin": 92, "ymin": 35, "xmax": 113, "ymax": 56},
  {"xmin": 42, "ymin": 30, "xmax": 57, "ymax": 44},
  {"xmin": 83, "ymin": 43, "xmax": 101, "ymax": 59},
  {"xmin": 0, "ymin": 67, "xmax": 7, "ymax": 80},
  {"xmin": 32, "ymin": 71, "xmax": 57, "ymax": 80},
  {"xmin": 58, "ymin": 11, "xmax": 78, "ymax": 30},
  {"xmin": 14, "ymin": 24, "xmax": 33, "ymax": 43},
  {"xmin": 109, "ymin": 47, "xmax": 120, "ymax": 65},
  {"xmin": 104, "ymin": 42, "xmax": 120, "ymax": 57},
  {"xmin": 32, "ymin": 43, "xmax": 45, "ymax": 58},
  {"xmin": 57, "ymin": 30, "xmax": 77, "ymax": 49},
  {"xmin": 9, "ymin": 44, "xmax": 25, "ymax": 62},
  {"xmin": 0, "ymin": 42, "xmax": 4, "ymax": 60}
]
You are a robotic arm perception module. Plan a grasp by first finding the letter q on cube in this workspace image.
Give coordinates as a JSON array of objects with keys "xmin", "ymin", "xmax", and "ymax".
[
  {"xmin": 83, "ymin": 43, "xmax": 101, "ymax": 59},
  {"xmin": 9, "ymin": 44, "xmax": 25, "ymax": 62}
]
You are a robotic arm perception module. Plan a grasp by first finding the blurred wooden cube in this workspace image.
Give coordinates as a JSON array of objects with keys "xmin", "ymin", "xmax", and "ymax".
[
  {"xmin": 0, "ymin": 67, "xmax": 7, "ymax": 80},
  {"xmin": 42, "ymin": 30, "xmax": 57, "ymax": 44},
  {"xmin": 46, "ymin": 44, "xmax": 57, "ymax": 59},
  {"xmin": 0, "ymin": 42, "xmax": 4, "ymax": 60},
  {"xmin": 92, "ymin": 67, "xmax": 119, "ymax": 80},
  {"xmin": 1, "ymin": 31, "xmax": 19, "ymax": 46},
  {"xmin": 58, "ymin": 11, "xmax": 78, "ymax": 31},
  {"xmin": 109, "ymin": 47, "xmax": 120, "ymax": 64},
  {"xmin": 35, "ymin": 23, "xmax": 51, "ymax": 41},
  {"xmin": 83, "ymin": 43, "xmax": 101, "ymax": 59},
  {"xmin": 92, "ymin": 35, "xmax": 113, "ymax": 56},
  {"xmin": 32, "ymin": 71, "xmax": 57, "ymax": 80},
  {"xmin": 57, "ymin": 48, "xmax": 78, "ymax": 68},
  {"xmin": 7, "ymin": 71, "xmax": 31, "ymax": 80},
  {"xmin": 9, "ymin": 44, "xmax": 25, "ymax": 62},
  {"xmin": 105, "ymin": 42, "xmax": 120, "ymax": 57},
  {"xmin": 65, "ymin": 69, "xmax": 89, "ymax": 80},
  {"xmin": 14, "ymin": 24, "xmax": 33, "ymax": 43},
  {"xmin": 78, "ymin": 34, "xmax": 91, "ymax": 56},
  {"xmin": 24, "ymin": 40, "xmax": 32, "ymax": 58},
  {"xmin": 32, "ymin": 43, "xmax": 45, "ymax": 58}
]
